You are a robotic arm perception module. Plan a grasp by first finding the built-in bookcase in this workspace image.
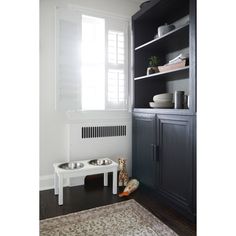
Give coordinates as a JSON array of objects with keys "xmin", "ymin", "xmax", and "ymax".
[{"xmin": 132, "ymin": 0, "xmax": 196, "ymax": 115}]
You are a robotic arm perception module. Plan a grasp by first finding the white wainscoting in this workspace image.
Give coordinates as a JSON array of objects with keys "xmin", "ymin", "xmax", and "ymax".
[
  {"xmin": 68, "ymin": 118, "xmax": 132, "ymax": 186},
  {"xmin": 40, "ymin": 115, "xmax": 132, "ymax": 190}
]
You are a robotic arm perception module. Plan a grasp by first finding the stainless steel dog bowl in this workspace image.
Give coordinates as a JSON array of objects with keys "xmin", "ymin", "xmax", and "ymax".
[
  {"xmin": 58, "ymin": 162, "xmax": 84, "ymax": 170},
  {"xmin": 88, "ymin": 159, "xmax": 112, "ymax": 166}
]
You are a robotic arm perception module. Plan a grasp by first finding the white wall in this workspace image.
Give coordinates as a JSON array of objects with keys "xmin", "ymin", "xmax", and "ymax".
[{"xmin": 40, "ymin": 0, "xmax": 141, "ymax": 190}]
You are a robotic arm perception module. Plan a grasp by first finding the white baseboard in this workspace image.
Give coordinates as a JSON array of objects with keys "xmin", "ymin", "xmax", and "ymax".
[
  {"xmin": 40, "ymin": 174, "xmax": 85, "ymax": 191},
  {"xmin": 40, "ymin": 175, "xmax": 55, "ymax": 191}
]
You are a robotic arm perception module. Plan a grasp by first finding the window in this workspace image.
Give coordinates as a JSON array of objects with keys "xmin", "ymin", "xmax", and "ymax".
[
  {"xmin": 108, "ymin": 31, "xmax": 124, "ymax": 65},
  {"xmin": 81, "ymin": 15, "xmax": 105, "ymax": 110},
  {"xmin": 56, "ymin": 8, "xmax": 129, "ymax": 111}
]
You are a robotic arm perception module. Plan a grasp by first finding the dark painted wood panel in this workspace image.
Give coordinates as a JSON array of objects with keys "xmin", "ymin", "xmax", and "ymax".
[
  {"xmin": 133, "ymin": 108, "xmax": 194, "ymax": 116},
  {"xmin": 189, "ymin": 0, "xmax": 197, "ymax": 113},
  {"xmin": 157, "ymin": 115, "xmax": 194, "ymax": 215},
  {"xmin": 132, "ymin": 113, "xmax": 156, "ymax": 188}
]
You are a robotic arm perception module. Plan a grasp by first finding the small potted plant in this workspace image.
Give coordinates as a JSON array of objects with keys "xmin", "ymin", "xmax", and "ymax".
[{"xmin": 147, "ymin": 56, "xmax": 160, "ymax": 75}]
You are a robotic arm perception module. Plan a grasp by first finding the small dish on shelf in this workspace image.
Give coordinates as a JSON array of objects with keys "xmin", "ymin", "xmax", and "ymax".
[
  {"xmin": 157, "ymin": 23, "xmax": 175, "ymax": 38},
  {"xmin": 149, "ymin": 101, "xmax": 174, "ymax": 108}
]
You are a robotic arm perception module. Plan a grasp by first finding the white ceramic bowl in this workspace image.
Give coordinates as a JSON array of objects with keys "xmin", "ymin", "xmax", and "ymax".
[
  {"xmin": 154, "ymin": 97, "xmax": 173, "ymax": 102},
  {"xmin": 153, "ymin": 93, "xmax": 173, "ymax": 102},
  {"xmin": 149, "ymin": 101, "xmax": 174, "ymax": 108}
]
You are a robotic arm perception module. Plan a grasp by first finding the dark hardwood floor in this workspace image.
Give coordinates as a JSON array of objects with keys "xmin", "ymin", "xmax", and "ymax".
[{"xmin": 40, "ymin": 174, "xmax": 196, "ymax": 236}]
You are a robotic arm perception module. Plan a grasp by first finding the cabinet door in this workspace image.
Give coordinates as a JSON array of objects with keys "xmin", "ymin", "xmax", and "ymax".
[
  {"xmin": 157, "ymin": 115, "xmax": 194, "ymax": 213},
  {"xmin": 132, "ymin": 113, "xmax": 156, "ymax": 188}
]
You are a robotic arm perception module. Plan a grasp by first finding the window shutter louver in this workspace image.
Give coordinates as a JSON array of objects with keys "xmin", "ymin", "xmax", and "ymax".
[
  {"xmin": 56, "ymin": 9, "xmax": 81, "ymax": 111},
  {"xmin": 105, "ymin": 19, "xmax": 129, "ymax": 110}
]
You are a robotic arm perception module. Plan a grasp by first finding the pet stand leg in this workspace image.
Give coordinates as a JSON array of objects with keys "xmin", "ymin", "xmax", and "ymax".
[
  {"xmin": 113, "ymin": 170, "xmax": 117, "ymax": 194},
  {"xmin": 104, "ymin": 172, "xmax": 108, "ymax": 186},
  {"xmin": 54, "ymin": 172, "xmax": 59, "ymax": 195},
  {"xmin": 58, "ymin": 174, "xmax": 63, "ymax": 205}
]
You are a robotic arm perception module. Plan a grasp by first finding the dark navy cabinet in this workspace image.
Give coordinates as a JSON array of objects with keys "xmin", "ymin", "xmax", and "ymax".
[
  {"xmin": 132, "ymin": 113, "xmax": 156, "ymax": 189},
  {"xmin": 156, "ymin": 114, "xmax": 195, "ymax": 218},
  {"xmin": 132, "ymin": 112, "xmax": 196, "ymax": 220},
  {"xmin": 131, "ymin": 0, "xmax": 196, "ymax": 222}
]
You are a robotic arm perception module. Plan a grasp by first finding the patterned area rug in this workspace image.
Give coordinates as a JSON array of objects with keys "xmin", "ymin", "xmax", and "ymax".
[{"xmin": 40, "ymin": 199, "xmax": 178, "ymax": 236}]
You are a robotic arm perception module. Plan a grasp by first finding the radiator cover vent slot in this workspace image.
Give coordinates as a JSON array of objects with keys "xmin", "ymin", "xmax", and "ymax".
[{"xmin": 82, "ymin": 125, "xmax": 126, "ymax": 139}]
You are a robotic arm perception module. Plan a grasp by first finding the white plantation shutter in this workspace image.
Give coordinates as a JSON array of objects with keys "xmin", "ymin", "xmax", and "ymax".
[
  {"xmin": 108, "ymin": 31, "xmax": 125, "ymax": 64},
  {"xmin": 106, "ymin": 19, "xmax": 128, "ymax": 110},
  {"xmin": 107, "ymin": 69, "xmax": 125, "ymax": 104},
  {"xmin": 56, "ymin": 8, "xmax": 129, "ymax": 111},
  {"xmin": 56, "ymin": 9, "xmax": 81, "ymax": 111}
]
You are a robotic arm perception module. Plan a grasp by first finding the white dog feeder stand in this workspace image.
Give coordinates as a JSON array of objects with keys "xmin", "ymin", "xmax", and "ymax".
[{"xmin": 53, "ymin": 158, "xmax": 118, "ymax": 205}]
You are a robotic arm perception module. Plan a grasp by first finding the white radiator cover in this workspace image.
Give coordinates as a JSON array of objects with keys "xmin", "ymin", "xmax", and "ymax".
[{"xmin": 68, "ymin": 118, "xmax": 132, "ymax": 186}]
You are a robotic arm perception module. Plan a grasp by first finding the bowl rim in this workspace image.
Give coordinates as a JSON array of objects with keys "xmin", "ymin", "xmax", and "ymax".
[
  {"xmin": 58, "ymin": 161, "xmax": 84, "ymax": 169},
  {"xmin": 88, "ymin": 158, "xmax": 112, "ymax": 166}
]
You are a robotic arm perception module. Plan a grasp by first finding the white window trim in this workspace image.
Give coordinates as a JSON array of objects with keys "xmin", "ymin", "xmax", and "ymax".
[{"xmin": 67, "ymin": 4, "xmax": 131, "ymax": 21}]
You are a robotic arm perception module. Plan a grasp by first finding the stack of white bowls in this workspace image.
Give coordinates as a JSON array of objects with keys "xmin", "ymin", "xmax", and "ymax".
[{"xmin": 149, "ymin": 93, "xmax": 174, "ymax": 108}]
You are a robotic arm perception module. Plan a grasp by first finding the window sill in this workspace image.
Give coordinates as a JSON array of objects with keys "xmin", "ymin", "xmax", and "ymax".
[{"xmin": 66, "ymin": 110, "xmax": 132, "ymax": 123}]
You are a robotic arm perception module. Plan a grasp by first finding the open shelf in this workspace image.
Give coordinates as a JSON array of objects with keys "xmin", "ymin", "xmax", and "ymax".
[
  {"xmin": 135, "ymin": 24, "xmax": 189, "ymax": 52},
  {"xmin": 134, "ymin": 66, "xmax": 189, "ymax": 81},
  {"xmin": 132, "ymin": 0, "xmax": 195, "ymax": 113},
  {"xmin": 133, "ymin": 108, "xmax": 193, "ymax": 116}
]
